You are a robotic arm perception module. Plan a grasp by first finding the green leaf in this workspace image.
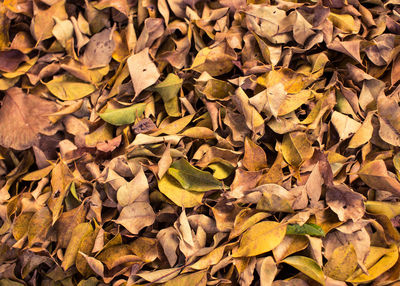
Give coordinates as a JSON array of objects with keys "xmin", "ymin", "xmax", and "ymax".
[
  {"xmin": 168, "ymin": 159, "xmax": 223, "ymax": 192},
  {"xmin": 286, "ymin": 223, "xmax": 325, "ymax": 237},
  {"xmin": 154, "ymin": 73, "xmax": 182, "ymax": 117},
  {"xmin": 99, "ymin": 102, "xmax": 146, "ymax": 126},
  {"xmin": 233, "ymin": 221, "xmax": 287, "ymax": 257},
  {"xmin": 282, "ymin": 256, "xmax": 325, "ymax": 285}
]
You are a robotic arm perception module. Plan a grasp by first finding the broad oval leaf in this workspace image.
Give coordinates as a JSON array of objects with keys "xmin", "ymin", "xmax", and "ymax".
[{"xmin": 233, "ymin": 221, "xmax": 287, "ymax": 257}]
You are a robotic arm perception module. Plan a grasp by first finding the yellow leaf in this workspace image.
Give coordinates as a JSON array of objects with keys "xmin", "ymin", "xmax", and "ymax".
[
  {"xmin": 62, "ymin": 222, "xmax": 93, "ymax": 271},
  {"xmin": 328, "ymin": 12, "xmax": 359, "ymax": 33},
  {"xmin": 22, "ymin": 165, "xmax": 54, "ymax": 181},
  {"xmin": 282, "ymin": 256, "xmax": 325, "ymax": 285},
  {"xmin": 233, "ymin": 221, "xmax": 286, "ymax": 257},
  {"xmin": 28, "ymin": 207, "xmax": 52, "ymax": 247},
  {"xmin": 163, "ymin": 270, "xmax": 207, "ymax": 286},
  {"xmin": 189, "ymin": 246, "xmax": 226, "ymax": 270},
  {"xmin": 229, "ymin": 209, "xmax": 270, "ymax": 240},
  {"xmin": 191, "ymin": 44, "xmax": 235, "ymax": 76},
  {"xmin": 257, "ymin": 68, "xmax": 310, "ymax": 93},
  {"xmin": 348, "ymin": 112, "xmax": 373, "ymax": 148},
  {"xmin": 324, "ymin": 244, "xmax": 358, "ymax": 281},
  {"xmin": 85, "ymin": 124, "xmax": 114, "ymax": 147},
  {"xmin": 273, "ymin": 235, "xmax": 309, "ymax": 262},
  {"xmin": 44, "ymin": 74, "xmax": 96, "ymax": 101},
  {"xmin": 281, "ymin": 132, "xmax": 314, "ymax": 169},
  {"xmin": 347, "ymin": 244, "xmax": 399, "ymax": 283},
  {"xmin": 152, "ymin": 114, "xmax": 195, "ymax": 136},
  {"xmin": 180, "ymin": 127, "xmax": 215, "ymax": 139},
  {"xmin": 359, "ymin": 160, "xmax": 400, "ymax": 196},
  {"xmin": 365, "ymin": 201, "xmax": 400, "ymax": 219},
  {"xmin": 13, "ymin": 212, "xmax": 33, "ymax": 241},
  {"xmin": 158, "ymin": 174, "xmax": 204, "ymax": 208}
]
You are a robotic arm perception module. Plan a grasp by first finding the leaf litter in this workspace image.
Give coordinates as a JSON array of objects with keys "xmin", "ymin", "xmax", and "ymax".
[{"xmin": 0, "ymin": 0, "xmax": 400, "ymax": 285}]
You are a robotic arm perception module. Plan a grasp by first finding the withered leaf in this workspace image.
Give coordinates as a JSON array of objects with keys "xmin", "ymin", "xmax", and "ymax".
[
  {"xmin": 127, "ymin": 47, "xmax": 160, "ymax": 96},
  {"xmin": 0, "ymin": 87, "xmax": 57, "ymax": 150},
  {"xmin": 2, "ymin": 0, "xmax": 400, "ymax": 285},
  {"xmin": 82, "ymin": 28, "xmax": 115, "ymax": 69},
  {"xmin": 114, "ymin": 202, "xmax": 156, "ymax": 234},
  {"xmin": 326, "ymin": 184, "xmax": 365, "ymax": 222}
]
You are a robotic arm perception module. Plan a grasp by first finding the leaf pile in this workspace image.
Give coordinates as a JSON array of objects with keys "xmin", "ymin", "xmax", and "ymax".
[{"xmin": 1, "ymin": 0, "xmax": 400, "ymax": 285}]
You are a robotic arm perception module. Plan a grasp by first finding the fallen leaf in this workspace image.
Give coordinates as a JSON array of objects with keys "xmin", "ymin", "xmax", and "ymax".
[
  {"xmin": 347, "ymin": 244, "xmax": 399, "ymax": 283},
  {"xmin": 243, "ymin": 137, "xmax": 268, "ymax": 171},
  {"xmin": 168, "ymin": 158, "xmax": 223, "ymax": 192},
  {"xmin": 359, "ymin": 160, "xmax": 400, "ymax": 196},
  {"xmin": 233, "ymin": 221, "xmax": 287, "ymax": 257},
  {"xmin": 282, "ymin": 256, "xmax": 325, "ymax": 285},
  {"xmin": 44, "ymin": 75, "xmax": 96, "ymax": 101},
  {"xmin": 324, "ymin": 244, "xmax": 358, "ymax": 281},
  {"xmin": 281, "ymin": 132, "xmax": 314, "ymax": 169},
  {"xmin": 99, "ymin": 102, "xmax": 146, "ymax": 126},
  {"xmin": 0, "ymin": 87, "xmax": 57, "ymax": 150},
  {"xmin": 127, "ymin": 47, "xmax": 160, "ymax": 96},
  {"xmin": 326, "ymin": 184, "xmax": 365, "ymax": 222},
  {"xmin": 114, "ymin": 202, "xmax": 156, "ymax": 234},
  {"xmin": 82, "ymin": 28, "xmax": 115, "ymax": 69},
  {"xmin": 153, "ymin": 73, "xmax": 183, "ymax": 117}
]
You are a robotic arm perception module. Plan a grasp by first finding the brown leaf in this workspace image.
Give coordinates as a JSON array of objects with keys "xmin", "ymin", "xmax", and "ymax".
[
  {"xmin": 243, "ymin": 137, "xmax": 267, "ymax": 171},
  {"xmin": 0, "ymin": 88, "xmax": 57, "ymax": 150},
  {"xmin": 127, "ymin": 47, "xmax": 160, "ymax": 96},
  {"xmin": 359, "ymin": 160, "xmax": 400, "ymax": 196},
  {"xmin": 114, "ymin": 202, "xmax": 156, "ymax": 234},
  {"xmin": 0, "ymin": 50, "xmax": 28, "ymax": 72},
  {"xmin": 82, "ymin": 28, "xmax": 116, "ymax": 69},
  {"xmin": 326, "ymin": 184, "xmax": 365, "ymax": 222}
]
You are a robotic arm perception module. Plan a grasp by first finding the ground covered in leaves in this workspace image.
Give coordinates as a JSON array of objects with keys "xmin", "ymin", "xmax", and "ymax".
[{"xmin": 2, "ymin": 0, "xmax": 400, "ymax": 285}]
